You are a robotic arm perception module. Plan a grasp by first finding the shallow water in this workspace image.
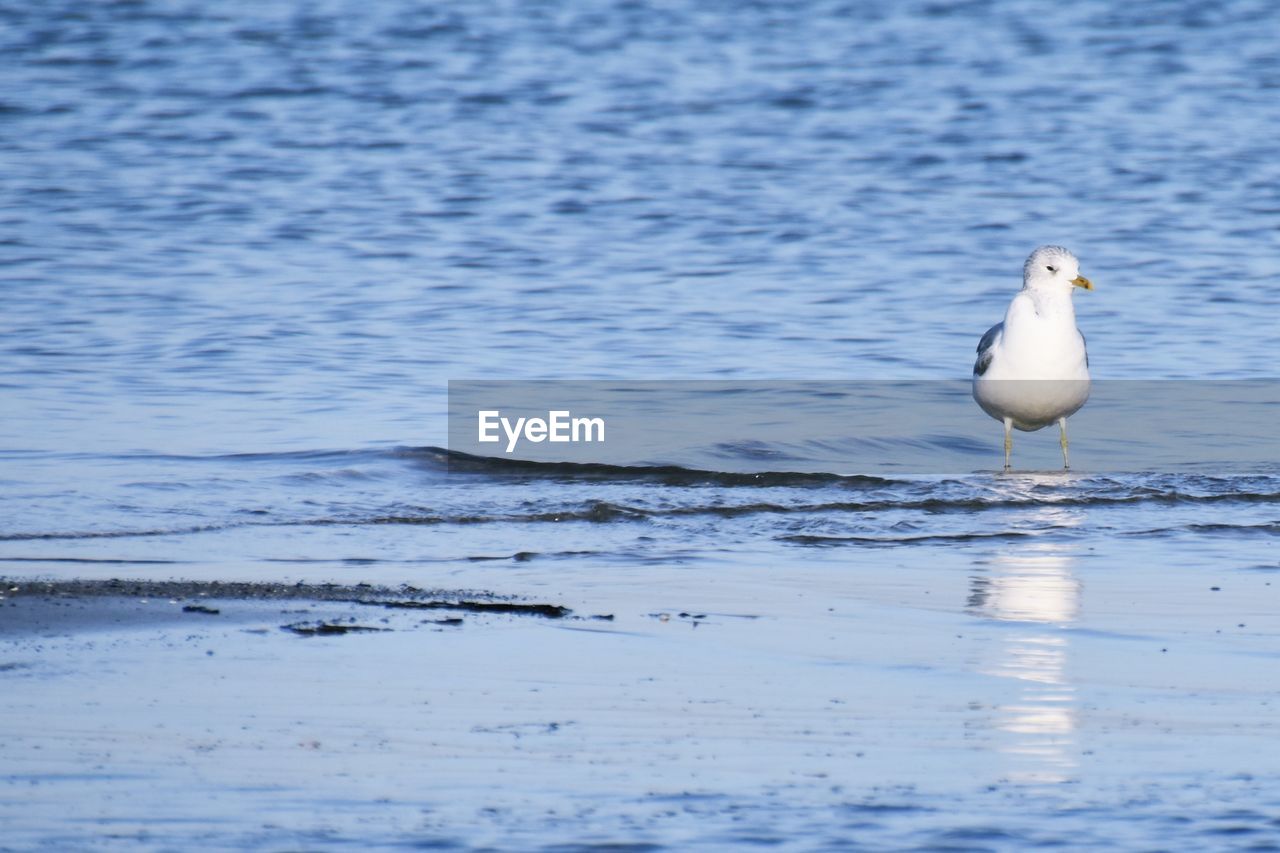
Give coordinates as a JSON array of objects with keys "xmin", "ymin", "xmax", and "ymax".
[{"xmin": 3, "ymin": 0, "xmax": 1280, "ymax": 849}]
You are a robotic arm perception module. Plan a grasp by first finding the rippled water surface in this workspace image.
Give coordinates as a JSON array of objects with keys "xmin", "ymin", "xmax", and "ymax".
[{"xmin": 3, "ymin": 0, "xmax": 1280, "ymax": 849}]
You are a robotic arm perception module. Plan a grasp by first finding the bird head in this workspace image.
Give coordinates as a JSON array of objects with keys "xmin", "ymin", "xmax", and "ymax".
[{"xmin": 1022, "ymin": 245, "xmax": 1093, "ymax": 294}]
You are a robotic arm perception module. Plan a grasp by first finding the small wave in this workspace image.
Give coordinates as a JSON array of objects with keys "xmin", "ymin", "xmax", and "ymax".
[
  {"xmin": 416, "ymin": 449, "xmax": 1280, "ymax": 498},
  {"xmin": 420, "ymin": 447, "xmax": 898, "ymax": 487},
  {"xmin": 1122, "ymin": 521, "xmax": 1280, "ymax": 538},
  {"xmin": 366, "ymin": 500, "xmax": 650, "ymax": 525},
  {"xmin": 0, "ymin": 523, "xmax": 241, "ymax": 542},
  {"xmin": 5, "ymin": 487, "xmax": 1279, "ymax": 542},
  {"xmin": 0, "ymin": 556, "xmax": 182, "ymax": 564},
  {"xmin": 4, "ymin": 448, "xmax": 398, "ymax": 466},
  {"xmin": 779, "ymin": 530, "xmax": 1045, "ymax": 547}
]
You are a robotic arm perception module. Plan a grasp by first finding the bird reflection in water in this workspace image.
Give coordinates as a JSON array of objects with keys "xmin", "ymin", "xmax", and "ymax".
[{"xmin": 967, "ymin": 535, "xmax": 1082, "ymax": 784}]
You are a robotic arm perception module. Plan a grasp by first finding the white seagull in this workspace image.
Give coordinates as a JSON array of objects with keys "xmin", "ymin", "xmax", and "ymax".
[{"xmin": 972, "ymin": 245, "xmax": 1094, "ymax": 471}]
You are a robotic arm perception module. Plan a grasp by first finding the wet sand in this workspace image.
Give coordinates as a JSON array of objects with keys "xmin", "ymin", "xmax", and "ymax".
[{"xmin": 3, "ymin": 560, "xmax": 1278, "ymax": 850}]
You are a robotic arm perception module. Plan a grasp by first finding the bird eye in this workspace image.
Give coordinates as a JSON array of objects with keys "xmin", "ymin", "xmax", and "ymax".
[{"xmin": 1046, "ymin": 265, "xmax": 1057, "ymax": 272}]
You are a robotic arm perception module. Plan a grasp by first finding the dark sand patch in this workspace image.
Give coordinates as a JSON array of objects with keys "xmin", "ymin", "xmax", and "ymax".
[
  {"xmin": 0, "ymin": 578, "xmax": 583, "ymax": 638},
  {"xmin": 281, "ymin": 621, "xmax": 391, "ymax": 636}
]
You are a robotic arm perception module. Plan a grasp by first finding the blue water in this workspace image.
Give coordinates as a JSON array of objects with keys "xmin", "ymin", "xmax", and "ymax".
[{"xmin": 3, "ymin": 0, "xmax": 1280, "ymax": 849}]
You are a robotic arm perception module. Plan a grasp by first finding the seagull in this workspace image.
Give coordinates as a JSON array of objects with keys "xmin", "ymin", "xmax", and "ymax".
[{"xmin": 972, "ymin": 245, "xmax": 1094, "ymax": 471}]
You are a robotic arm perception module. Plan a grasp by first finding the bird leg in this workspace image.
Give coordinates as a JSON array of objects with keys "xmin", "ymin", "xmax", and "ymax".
[
  {"xmin": 1003, "ymin": 417, "xmax": 1013, "ymax": 472},
  {"xmin": 1059, "ymin": 417, "xmax": 1069, "ymax": 470}
]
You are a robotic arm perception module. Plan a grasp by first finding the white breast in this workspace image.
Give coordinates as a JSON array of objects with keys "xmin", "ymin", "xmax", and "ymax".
[
  {"xmin": 972, "ymin": 292, "xmax": 1091, "ymax": 431},
  {"xmin": 989, "ymin": 292, "xmax": 1089, "ymax": 382}
]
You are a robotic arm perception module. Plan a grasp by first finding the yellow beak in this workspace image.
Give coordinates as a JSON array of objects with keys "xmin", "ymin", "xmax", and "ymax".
[{"xmin": 1072, "ymin": 275, "xmax": 1093, "ymax": 291}]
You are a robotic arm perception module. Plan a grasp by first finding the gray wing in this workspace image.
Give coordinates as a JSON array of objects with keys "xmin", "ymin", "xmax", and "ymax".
[
  {"xmin": 1081, "ymin": 331, "xmax": 1088, "ymax": 368},
  {"xmin": 973, "ymin": 322, "xmax": 1002, "ymax": 377}
]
